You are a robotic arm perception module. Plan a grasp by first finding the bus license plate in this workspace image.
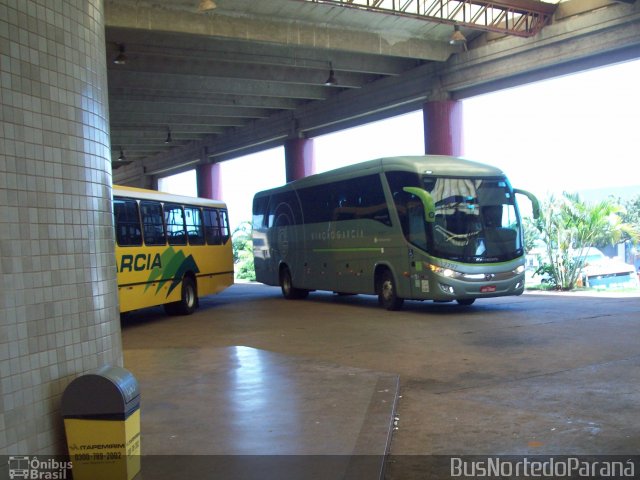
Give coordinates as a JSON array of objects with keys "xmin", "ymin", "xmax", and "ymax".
[{"xmin": 480, "ymin": 285, "xmax": 496, "ymax": 293}]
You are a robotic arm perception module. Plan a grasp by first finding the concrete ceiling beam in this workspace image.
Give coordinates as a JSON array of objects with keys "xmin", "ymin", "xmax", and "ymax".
[
  {"xmin": 107, "ymin": 91, "xmax": 302, "ymax": 110},
  {"xmin": 443, "ymin": 2, "xmax": 640, "ymax": 96},
  {"xmin": 107, "ymin": 71, "xmax": 332, "ymax": 100},
  {"xmin": 105, "ymin": 0, "xmax": 455, "ymax": 61},
  {"xmin": 110, "ymin": 124, "xmax": 226, "ymax": 135},
  {"xmin": 105, "ymin": 27, "xmax": 421, "ymax": 76},
  {"xmin": 109, "ymin": 56, "xmax": 378, "ymax": 88},
  {"xmin": 108, "ymin": 101, "xmax": 273, "ymax": 119},
  {"xmin": 109, "ymin": 112, "xmax": 248, "ymax": 127}
]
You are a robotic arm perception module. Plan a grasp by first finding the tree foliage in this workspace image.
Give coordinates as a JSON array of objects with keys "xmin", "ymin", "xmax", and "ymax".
[
  {"xmin": 522, "ymin": 217, "xmax": 540, "ymax": 254},
  {"xmin": 620, "ymin": 194, "xmax": 640, "ymax": 242},
  {"xmin": 534, "ymin": 193, "xmax": 637, "ymax": 290},
  {"xmin": 232, "ymin": 221, "xmax": 255, "ymax": 281}
]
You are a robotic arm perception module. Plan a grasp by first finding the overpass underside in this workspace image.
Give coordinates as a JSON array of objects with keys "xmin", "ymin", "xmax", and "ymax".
[{"xmin": 107, "ymin": 0, "xmax": 640, "ymax": 185}]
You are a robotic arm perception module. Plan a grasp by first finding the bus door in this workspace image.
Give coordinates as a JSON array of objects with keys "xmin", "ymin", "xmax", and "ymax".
[{"xmin": 399, "ymin": 187, "xmax": 433, "ymax": 299}]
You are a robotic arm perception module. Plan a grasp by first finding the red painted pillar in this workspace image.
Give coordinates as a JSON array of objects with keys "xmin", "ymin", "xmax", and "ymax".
[
  {"xmin": 423, "ymin": 100, "xmax": 463, "ymax": 156},
  {"xmin": 197, "ymin": 163, "xmax": 223, "ymax": 200},
  {"xmin": 285, "ymin": 138, "xmax": 315, "ymax": 182}
]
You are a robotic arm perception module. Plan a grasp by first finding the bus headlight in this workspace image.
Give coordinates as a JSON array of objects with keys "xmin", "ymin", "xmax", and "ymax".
[
  {"xmin": 512, "ymin": 265, "xmax": 525, "ymax": 275},
  {"xmin": 428, "ymin": 263, "xmax": 463, "ymax": 279}
]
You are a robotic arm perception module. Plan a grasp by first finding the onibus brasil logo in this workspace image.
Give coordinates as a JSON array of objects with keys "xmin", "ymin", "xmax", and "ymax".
[{"xmin": 8, "ymin": 456, "xmax": 72, "ymax": 479}]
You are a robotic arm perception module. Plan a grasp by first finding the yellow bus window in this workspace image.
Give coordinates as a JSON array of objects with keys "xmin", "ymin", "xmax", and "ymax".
[
  {"xmin": 114, "ymin": 198, "xmax": 142, "ymax": 246},
  {"xmin": 140, "ymin": 200, "xmax": 166, "ymax": 246},
  {"xmin": 165, "ymin": 204, "xmax": 186, "ymax": 245}
]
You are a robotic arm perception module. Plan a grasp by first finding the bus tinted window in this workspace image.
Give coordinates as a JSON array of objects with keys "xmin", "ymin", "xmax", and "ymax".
[
  {"xmin": 140, "ymin": 200, "xmax": 166, "ymax": 245},
  {"xmin": 165, "ymin": 203, "xmax": 187, "ymax": 245},
  {"xmin": 267, "ymin": 191, "xmax": 302, "ymax": 227},
  {"xmin": 332, "ymin": 175, "xmax": 390, "ymax": 225},
  {"xmin": 299, "ymin": 174, "xmax": 390, "ymax": 225},
  {"xmin": 386, "ymin": 171, "xmax": 423, "ymax": 246},
  {"xmin": 252, "ymin": 196, "xmax": 269, "ymax": 229},
  {"xmin": 185, "ymin": 207, "xmax": 205, "ymax": 245},
  {"xmin": 204, "ymin": 208, "xmax": 220, "ymax": 244},
  {"xmin": 204, "ymin": 208, "xmax": 229, "ymax": 245},
  {"xmin": 219, "ymin": 209, "xmax": 230, "ymax": 243},
  {"xmin": 298, "ymin": 185, "xmax": 332, "ymax": 224},
  {"xmin": 114, "ymin": 198, "xmax": 142, "ymax": 246}
]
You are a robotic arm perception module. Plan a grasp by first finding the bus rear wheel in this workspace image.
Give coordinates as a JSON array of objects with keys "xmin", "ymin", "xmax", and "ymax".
[
  {"xmin": 280, "ymin": 266, "xmax": 309, "ymax": 300},
  {"xmin": 377, "ymin": 270, "xmax": 404, "ymax": 311},
  {"xmin": 164, "ymin": 276, "xmax": 198, "ymax": 315}
]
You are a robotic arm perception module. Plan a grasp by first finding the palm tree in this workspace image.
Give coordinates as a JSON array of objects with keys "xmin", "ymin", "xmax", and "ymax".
[{"xmin": 536, "ymin": 193, "xmax": 637, "ymax": 290}]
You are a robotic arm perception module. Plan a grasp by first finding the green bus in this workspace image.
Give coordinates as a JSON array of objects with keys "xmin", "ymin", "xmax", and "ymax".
[{"xmin": 252, "ymin": 156, "xmax": 539, "ymax": 310}]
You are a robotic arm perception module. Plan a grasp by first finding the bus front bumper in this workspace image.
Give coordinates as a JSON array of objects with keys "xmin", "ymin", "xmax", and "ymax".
[{"xmin": 422, "ymin": 272, "xmax": 525, "ymax": 301}]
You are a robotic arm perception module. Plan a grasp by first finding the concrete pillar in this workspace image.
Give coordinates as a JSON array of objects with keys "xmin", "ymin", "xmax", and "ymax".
[
  {"xmin": 423, "ymin": 100, "xmax": 464, "ymax": 156},
  {"xmin": 285, "ymin": 138, "xmax": 315, "ymax": 182},
  {"xmin": 0, "ymin": 0, "xmax": 122, "ymax": 454},
  {"xmin": 197, "ymin": 163, "xmax": 223, "ymax": 200}
]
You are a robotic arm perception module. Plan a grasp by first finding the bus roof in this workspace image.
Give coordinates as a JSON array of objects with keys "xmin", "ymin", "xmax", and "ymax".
[
  {"xmin": 256, "ymin": 155, "xmax": 506, "ymax": 196},
  {"xmin": 113, "ymin": 185, "xmax": 227, "ymax": 209}
]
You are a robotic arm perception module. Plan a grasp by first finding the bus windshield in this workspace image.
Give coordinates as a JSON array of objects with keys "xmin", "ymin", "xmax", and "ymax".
[{"xmin": 391, "ymin": 174, "xmax": 523, "ymax": 263}]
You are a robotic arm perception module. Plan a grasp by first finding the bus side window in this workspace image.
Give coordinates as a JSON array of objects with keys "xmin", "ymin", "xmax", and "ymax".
[
  {"xmin": 333, "ymin": 189, "xmax": 353, "ymax": 221},
  {"xmin": 299, "ymin": 186, "xmax": 332, "ymax": 224},
  {"xmin": 331, "ymin": 175, "xmax": 391, "ymax": 225},
  {"xmin": 140, "ymin": 200, "xmax": 166, "ymax": 245},
  {"xmin": 350, "ymin": 175, "xmax": 390, "ymax": 225},
  {"xmin": 165, "ymin": 203, "xmax": 186, "ymax": 245},
  {"xmin": 204, "ymin": 208, "xmax": 223, "ymax": 245},
  {"xmin": 114, "ymin": 198, "xmax": 142, "ymax": 246},
  {"xmin": 252, "ymin": 196, "xmax": 269, "ymax": 229},
  {"xmin": 185, "ymin": 207, "xmax": 205, "ymax": 245},
  {"xmin": 219, "ymin": 209, "xmax": 230, "ymax": 243},
  {"xmin": 266, "ymin": 191, "xmax": 301, "ymax": 228},
  {"xmin": 406, "ymin": 195, "xmax": 427, "ymax": 249}
]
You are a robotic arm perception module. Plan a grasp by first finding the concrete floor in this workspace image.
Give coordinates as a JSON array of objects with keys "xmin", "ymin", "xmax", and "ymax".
[{"xmin": 121, "ymin": 283, "xmax": 640, "ymax": 479}]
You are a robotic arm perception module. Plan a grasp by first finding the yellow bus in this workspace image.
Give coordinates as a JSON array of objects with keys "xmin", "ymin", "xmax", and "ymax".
[{"xmin": 113, "ymin": 185, "xmax": 234, "ymax": 315}]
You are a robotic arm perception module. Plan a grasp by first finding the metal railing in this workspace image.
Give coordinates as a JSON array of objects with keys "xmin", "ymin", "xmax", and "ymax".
[{"xmin": 295, "ymin": 0, "xmax": 557, "ymax": 37}]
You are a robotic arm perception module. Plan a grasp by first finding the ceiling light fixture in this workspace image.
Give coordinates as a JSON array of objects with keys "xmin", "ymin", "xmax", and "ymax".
[
  {"xmin": 324, "ymin": 62, "xmax": 338, "ymax": 86},
  {"xmin": 112, "ymin": 148, "xmax": 132, "ymax": 169},
  {"xmin": 198, "ymin": 0, "xmax": 217, "ymax": 12},
  {"xmin": 449, "ymin": 25, "xmax": 467, "ymax": 46},
  {"xmin": 165, "ymin": 127, "xmax": 172, "ymax": 144},
  {"xmin": 113, "ymin": 44, "xmax": 127, "ymax": 65}
]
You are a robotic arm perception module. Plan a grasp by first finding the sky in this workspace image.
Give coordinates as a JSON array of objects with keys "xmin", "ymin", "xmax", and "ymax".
[{"xmin": 158, "ymin": 58, "xmax": 640, "ymax": 232}]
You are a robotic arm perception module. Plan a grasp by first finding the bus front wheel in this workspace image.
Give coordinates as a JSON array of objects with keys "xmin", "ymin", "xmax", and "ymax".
[
  {"xmin": 378, "ymin": 270, "xmax": 404, "ymax": 311},
  {"xmin": 457, "ymin": 298, "xmax": 475, "ymax": 306},
  {"xmin": 164, "ymin": 276, "xmax": 198, "ymax": 315},
  {"xmin": 280, "ymin": 267, "xmax": 309, "ymax": 300}
]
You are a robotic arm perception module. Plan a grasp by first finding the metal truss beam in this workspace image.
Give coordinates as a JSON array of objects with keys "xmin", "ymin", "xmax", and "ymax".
[{"xmin": 295, "ymin": 0, "xmax": 557, "ymax": 37}]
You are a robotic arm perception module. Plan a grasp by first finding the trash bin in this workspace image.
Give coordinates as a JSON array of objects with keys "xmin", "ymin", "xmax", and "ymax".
[{"xmin": 61, "ymin": 365, "xmax": 141, "ymax": 480}]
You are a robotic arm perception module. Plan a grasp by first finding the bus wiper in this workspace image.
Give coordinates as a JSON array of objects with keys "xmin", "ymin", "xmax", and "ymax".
[{"xmin": 434, "ymin": 225, "xmax": 480, "ymax": 246}]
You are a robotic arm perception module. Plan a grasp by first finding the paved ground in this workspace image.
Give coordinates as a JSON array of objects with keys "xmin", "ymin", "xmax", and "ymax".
[{"xmin": 121, "ymin": 283, "xmax": 640, "ymax": 479}]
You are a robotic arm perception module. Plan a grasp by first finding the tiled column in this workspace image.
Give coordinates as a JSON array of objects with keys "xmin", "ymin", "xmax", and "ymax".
[
  {"xmin": 423, "ymin": 100, "xmax": 463, "ymax": 156},
  {"xmin": 0, "ymin": 0, "xmax": 122, "ymax": 454},
  {"xmin": 285, "ymin": 138, "xmax": 315, "ymax": 182}
]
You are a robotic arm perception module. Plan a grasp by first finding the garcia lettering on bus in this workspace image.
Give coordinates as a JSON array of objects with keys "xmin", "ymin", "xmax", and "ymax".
[
  {"xmin": 119, "ymin": 253, "xmax": 162, "ymax": 272},
  {"xmin": 310, "ymin": 228, "xmax": 364, "ymax": 242}
]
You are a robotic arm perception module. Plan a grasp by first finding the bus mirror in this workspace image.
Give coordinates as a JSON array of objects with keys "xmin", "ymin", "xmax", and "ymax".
[
  {"xmin": 403, "ymin": 187, "xmax": 435, "ymax": 223},
  {"xmin": 514, "ymin": 188, "xmax": 540, "ymax": 220}
]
